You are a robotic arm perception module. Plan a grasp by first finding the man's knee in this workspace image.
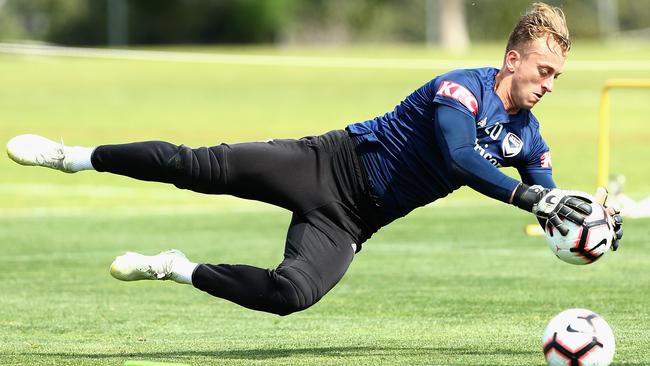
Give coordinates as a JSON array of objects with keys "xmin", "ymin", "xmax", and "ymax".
[
  {"xmin": 274, "ymin": 301, "xmax": 313, "ymax": 316},
  {"xmin": 272, "ymin": 267, "xmax": 323, "ymax": 316},
  {"xmin": 165, "ymin": 145, "xmax": 224, "ymax": 191}
]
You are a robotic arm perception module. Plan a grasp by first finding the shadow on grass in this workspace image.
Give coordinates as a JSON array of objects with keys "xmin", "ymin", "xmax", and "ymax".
[
  {"xmin": 11, "ymin": 347, "xmax": 644, "ymax": 366},
  {"xmin": 18, "ymin": 345, "xmax": 537, "ymax": 360}
]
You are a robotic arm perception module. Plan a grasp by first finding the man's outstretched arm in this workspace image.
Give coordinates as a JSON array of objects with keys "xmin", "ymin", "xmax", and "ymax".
[
  {"xmin": 433, "ymin": 104, "xmax": 592, "ymax": 235},
  {"xmin": 433, "ymin": 104, "xmax": 519, "ymax": 203}
]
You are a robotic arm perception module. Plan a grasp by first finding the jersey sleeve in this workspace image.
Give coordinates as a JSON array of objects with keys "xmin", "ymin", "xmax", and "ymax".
[{"xmin": 432, "ymin": 70, "xmax": 482, "ymax": 120}]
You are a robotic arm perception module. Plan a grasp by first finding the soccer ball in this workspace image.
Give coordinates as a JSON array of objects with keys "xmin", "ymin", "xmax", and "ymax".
[
  {"xmin": 543, "ymin": 308, "xmax": 615, "ymax": 366},
  {"xmin": 544, "ymin": 201, "xmax": 614, "ymax": 265}
]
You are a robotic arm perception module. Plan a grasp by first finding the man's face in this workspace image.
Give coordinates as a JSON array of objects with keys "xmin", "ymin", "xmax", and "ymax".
[{"xmin": 509, "ymin": 36, "xmax": 566, "ymax": 110}]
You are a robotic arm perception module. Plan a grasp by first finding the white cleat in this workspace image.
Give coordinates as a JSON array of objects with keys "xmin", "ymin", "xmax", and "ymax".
[
  {"xmin": 7, "ymin": 134, "xmax": 76, "ymax": 173},
  {"xmin": 110, "ymin": 249, "xmax": 190, "ymax": 282}
]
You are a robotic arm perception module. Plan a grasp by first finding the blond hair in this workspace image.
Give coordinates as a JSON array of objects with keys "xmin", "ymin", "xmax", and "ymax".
[{"xmin": 506, "ymin": 2, "xmax": 571, "ymax": 55}]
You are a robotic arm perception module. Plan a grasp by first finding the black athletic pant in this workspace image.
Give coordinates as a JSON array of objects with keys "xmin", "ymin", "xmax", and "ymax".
[{"xmin": 91, "ymin": 130, "xmax": 380, "ymax": 315}]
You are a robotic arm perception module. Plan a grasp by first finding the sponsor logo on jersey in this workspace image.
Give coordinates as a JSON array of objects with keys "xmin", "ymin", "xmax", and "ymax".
[
  {"xmin": 436, "ymin": 81, "xmax": 479, "ymax": 115},
  {"xmin": 474, "ymin": 139, "xmax": 501, "ymax": 167},
  {"xmin": 502, "ymin": 132, "xmax": 523, "ymax": 158},
  {"xmin": 540, "ymin": 151, "xmax": 552, "ymax": 168}
]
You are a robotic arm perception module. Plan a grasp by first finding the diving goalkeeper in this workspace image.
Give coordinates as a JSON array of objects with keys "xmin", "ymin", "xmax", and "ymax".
[{"xmin": 6, "ymin": 2, "xmax": 622, "ymax": 316}]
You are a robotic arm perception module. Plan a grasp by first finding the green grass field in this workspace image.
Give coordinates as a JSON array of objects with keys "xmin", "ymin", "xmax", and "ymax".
[{"xmin": 1, "ymin": 42, "xmax": 650, "ymax": 365}]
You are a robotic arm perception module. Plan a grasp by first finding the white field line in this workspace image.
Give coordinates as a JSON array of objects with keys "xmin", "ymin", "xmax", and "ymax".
[
  {"xmin": 0, "ymin": 42, "xmax": 648, "ymax": 71},
  {"xmin": 0, "ymin": 182, "xmax": 195, "ymax": 197},
  {"xmin": 0, "ymin": 183, "xmax": 496, "ymax": 218},
  {"xmin": 0, "ymin": 201, "xmax": 498, "ymax": 219},
  {"xmin": 0, "ymin": 183, "xmax": 280, "ymax": 217},
  {"xmin": 0, "ymin": 250, "xmax": 120, "ymax": 263},
  {"xmin": 0, "ymin": 42, "xmax": 489, "ymax": 69},
  {"xmin": 0, "ymin": 205, "xmax": 279, "ymax": 219}
]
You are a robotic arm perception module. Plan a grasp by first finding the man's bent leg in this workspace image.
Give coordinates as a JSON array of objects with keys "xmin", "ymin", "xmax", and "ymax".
[{"xmin": 192, "ymin": 214, "xmax": 355, "ymax": 316}]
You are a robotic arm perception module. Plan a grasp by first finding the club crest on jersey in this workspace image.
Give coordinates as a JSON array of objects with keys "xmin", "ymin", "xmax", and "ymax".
[
  {"xmin": 436, "ymin": 81, "xmax": 479, "ymax": 115},
  {"xmin": 540, "ymin": 151, "xmax": 552, "ymax": 168},
  {"xmin": 502, "ymin": 132, "xmax": 523, "ymax": 158}
]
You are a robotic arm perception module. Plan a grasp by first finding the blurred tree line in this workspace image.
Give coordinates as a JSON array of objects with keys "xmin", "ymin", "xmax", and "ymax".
[{"xmin": 0, "ymin": 0, "xmax": 648, "ymax": 46}]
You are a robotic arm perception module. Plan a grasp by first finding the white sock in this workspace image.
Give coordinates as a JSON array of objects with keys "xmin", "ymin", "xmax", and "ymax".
[
  {"xmin": 172, "ymin": 259, "xmax": 199, "ymax": 285},
  {"xmin": 64, "ymin": 146, "xmax": 96, "ymax": 172}
]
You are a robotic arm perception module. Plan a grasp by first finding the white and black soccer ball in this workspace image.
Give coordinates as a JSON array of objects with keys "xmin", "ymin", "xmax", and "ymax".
[
  {"xmin": 544, "ymin": 201, "xmax": 615, "ymax": 265},
  {"xmin": 543, "ymin": 308, "xmax": 615, "ymax": 366}
]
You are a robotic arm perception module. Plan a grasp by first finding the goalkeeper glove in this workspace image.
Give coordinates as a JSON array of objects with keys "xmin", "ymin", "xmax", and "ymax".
[
  {"xmin": 511, "ymin": 184, "xmax": 593, "ymax": 236},
  {"xmin": 595, "ymin": 187, "xmax": 624, "ymax": 251}
]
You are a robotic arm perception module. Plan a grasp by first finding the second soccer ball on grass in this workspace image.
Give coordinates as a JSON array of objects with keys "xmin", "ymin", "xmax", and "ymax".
[{"xmin": 543, "ymin": 308, "xmax": 615, "ymax": 366}]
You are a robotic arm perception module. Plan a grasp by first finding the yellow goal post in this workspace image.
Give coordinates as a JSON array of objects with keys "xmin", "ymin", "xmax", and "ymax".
[{"xmin": 597, "ymin": 79, "xmax": 650, "ymax": 188}]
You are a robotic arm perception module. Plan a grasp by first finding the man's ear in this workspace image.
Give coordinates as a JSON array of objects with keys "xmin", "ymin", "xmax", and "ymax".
[{"xmin": 504, "ymin": 49, "xmax": 521, "ymax": 73}]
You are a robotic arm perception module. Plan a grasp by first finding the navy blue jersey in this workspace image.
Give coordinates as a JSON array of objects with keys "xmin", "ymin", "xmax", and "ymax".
[{"xmin": 347, "ymin": 67, "xmax": 554, "ymax": 224}]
